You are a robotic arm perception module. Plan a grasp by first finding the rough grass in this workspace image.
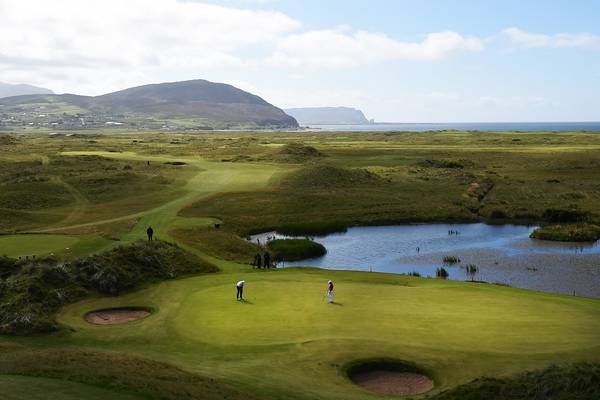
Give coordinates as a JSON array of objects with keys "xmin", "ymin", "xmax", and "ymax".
[
  {"xmin": 170, "ymin": 227, "xmax": 260, "ymax": 264},
  {"xmin": 530, "ymin": 223, "xmax": 600, "ymax": 242},
  {"xmin": 0, "ymin": 348, "xmax": 253, "ymax": 400},
  {"xmin": 267, "ymin": 239, "xmax": 327, "ymax": 261},
  {"xmin": 281, "ymin": 165, "xmax": 382, "ymax": 188},
  {"xmin": 433, "ymin": 363, "xmax": 600, "ymax": 400},
  {"xmin": 275, "ymin": 221, "xmax": 348, "ymax": 236}
]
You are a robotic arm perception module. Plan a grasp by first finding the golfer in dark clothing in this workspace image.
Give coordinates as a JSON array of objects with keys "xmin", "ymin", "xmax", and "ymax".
[
  {"xmin": 236, "ymin": 280, "xmax": 245, "ymax": 300},
  {"xmin": 147, "ymin": 226, "xmax": 154, "ymax": 241},
  {"xmin": 263, "ymin": 252, "xmax": 271, "ymax": 269}
]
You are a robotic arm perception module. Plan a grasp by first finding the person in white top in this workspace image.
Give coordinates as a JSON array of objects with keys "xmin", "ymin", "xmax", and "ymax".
[
  {"xmin": 236, "ymin": 280, "xmax": 245, "ymax": 301},
  {"xmin": 327, "ymin": 280, "xmax": 334, "ymax": 303}
]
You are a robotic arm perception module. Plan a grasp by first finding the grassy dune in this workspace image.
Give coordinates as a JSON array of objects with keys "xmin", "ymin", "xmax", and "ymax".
[{"xmin": 1, "ymin": 130, "xmax": 600, "ymax": 399}]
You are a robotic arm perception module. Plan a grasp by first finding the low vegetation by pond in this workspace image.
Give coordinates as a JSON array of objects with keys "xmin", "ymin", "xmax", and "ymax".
[
  {"xmin": 267, "ymin": 239, "xmax": 327, "ymax": 261},
  {"xmin": 531, "ymin": 223, "xmax": 600, "ymax": 242}
]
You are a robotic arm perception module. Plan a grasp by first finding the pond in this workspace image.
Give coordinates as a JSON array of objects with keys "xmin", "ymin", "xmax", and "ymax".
[{"xmin": 251, "ymin": 223, "xmax": 600, "ymax": 298}]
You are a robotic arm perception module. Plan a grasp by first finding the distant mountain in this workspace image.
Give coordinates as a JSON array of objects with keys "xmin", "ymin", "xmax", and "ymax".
[
  {"xmin": 0, "ymin": 82, "xmax": 54, "ymax": 98},
  {"xmin": 0, "ymin": 80, "xmax": 298, "ymax": 129},
  {"xmin": 285, "ymin": 107, "xmax": 370, "ymax": 125}
]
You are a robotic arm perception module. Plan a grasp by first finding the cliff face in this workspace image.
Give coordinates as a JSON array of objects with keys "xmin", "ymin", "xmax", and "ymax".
[{"xmin": 284, "ymin": 107, "xmax": 369, "ymax": 125}]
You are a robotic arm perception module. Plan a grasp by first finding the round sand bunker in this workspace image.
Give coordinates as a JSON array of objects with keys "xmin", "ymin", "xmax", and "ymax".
[
  {"xmin": 85, "ymin": 308, "xmax": 151, "ymax": 325},
  {"xmin": 347, "ymin": 360, "xmax": 433, "ymax": 396}
]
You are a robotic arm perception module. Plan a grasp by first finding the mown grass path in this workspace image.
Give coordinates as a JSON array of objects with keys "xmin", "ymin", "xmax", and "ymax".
[{"xmin": 12, "ymin": 151, "xmax": 289, "ymax": 256}]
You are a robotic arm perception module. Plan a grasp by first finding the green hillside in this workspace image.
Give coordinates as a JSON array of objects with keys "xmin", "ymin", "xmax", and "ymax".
[{"xmin": 0, "ymin": 80, "xmax": 298, "ymax": 130}]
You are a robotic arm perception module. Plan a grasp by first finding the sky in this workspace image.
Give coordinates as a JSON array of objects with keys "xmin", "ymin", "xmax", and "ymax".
[{"xmin": 0, "ymin": 0, "xmax": 599, "ymax": 122}]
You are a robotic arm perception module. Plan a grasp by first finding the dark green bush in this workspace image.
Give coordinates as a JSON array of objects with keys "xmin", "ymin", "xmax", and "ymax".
[
  {"xmin": 443, "ymin": 256, "xmax": 461, "ymax": 265},
  {"xmin": 267, "ymin": 239, "xmax": 326, "ymax": 261},
  {"xmin": 436, "ymin": 267, "xmax": 449, "ymax": 278},
  {"xmin": 542, "ymin": 208, "xmax": 589, "ymax": 223}
]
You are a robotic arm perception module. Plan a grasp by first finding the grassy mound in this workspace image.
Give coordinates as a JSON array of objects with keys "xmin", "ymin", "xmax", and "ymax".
[
  {"xmin": 0, "ymin": 241, "xmax": 216, "ymax": 335},
  {"xmin": 170, "ymin": 227, "xmax": 261, "ymax": 264},
  {"xmin": 267, "ymin": 239, "xmax": 326, "ymax": 261},
  {"xmin": 530, "ymin": 223, "xmax": 600, "ymax": 242},
  {"xmin": 282, "ymin": 165, "xmax": 382, "ymax": 188},
  {"xmin": 433, "ymin": 363, "xmax": 600, "ymax": 400},
  {"xmin": 279, "ymin": 143, "xmax": 322, "ymax": 157}
]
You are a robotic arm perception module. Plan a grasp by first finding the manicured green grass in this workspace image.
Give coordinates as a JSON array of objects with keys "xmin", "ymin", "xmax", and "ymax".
[{"xmin": 45, "ymin": 267, "xmax": 600, "ymax": 400}]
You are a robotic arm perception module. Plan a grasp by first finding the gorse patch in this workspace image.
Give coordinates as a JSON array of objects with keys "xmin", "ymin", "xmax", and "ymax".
[
  {"xmin": 433, "ymin": 363, "xmax": 600, "ymax": 400},
  {"xmin": 0, "ymin": 241, "xmax": 216, "ymax": 335}
]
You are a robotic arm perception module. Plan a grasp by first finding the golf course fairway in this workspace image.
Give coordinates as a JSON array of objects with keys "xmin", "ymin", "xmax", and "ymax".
[
  {"xmin": 53, "ymin": 266, "xmax": 600, "ymax": 399},
  {"xmin": 2, "ymin": 132, "xmax": 600, "ymax": 399}
]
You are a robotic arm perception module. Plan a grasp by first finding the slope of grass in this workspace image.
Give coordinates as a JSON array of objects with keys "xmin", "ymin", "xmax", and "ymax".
[{"xmin": 0, "ymin": 375, "xmax": 145, "ymax": 400}]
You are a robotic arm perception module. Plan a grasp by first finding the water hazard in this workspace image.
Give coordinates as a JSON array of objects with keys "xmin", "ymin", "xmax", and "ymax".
[{"xmin": 251, "ymin": 223, "xmax": 600, "ymax": 298}]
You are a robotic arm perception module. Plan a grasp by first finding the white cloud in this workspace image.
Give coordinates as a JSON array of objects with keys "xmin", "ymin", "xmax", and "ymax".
[
  {"xmin": 0, "ymin": 0, "xmax": 300, "ymax": 94},
  {"xmin": 267, "ymin": 29, "xmax": 484, "ymax": 67},
  {"xmin": 503, "ymin": 27, "xmax": 600, "ymax": 49}
]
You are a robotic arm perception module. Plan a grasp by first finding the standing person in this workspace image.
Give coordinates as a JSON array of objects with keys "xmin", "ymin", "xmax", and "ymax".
[
  {"xmin": 254, "ymin": 253, "xmax": 262, "ymax": 269},
  {"xmin": 327, "ymin": 280, "xmax": 334, "ymax": 303},
  {"xmin": 263, "ymin": 252, "xmax": 271, "ymax": 269},
  {"xmin": 236, "ymin": 280, "xmax": 245, "ymax": 301},
  {"xmin": 147, "ymin": 226, "xmax": 154, "ymax": 241}
]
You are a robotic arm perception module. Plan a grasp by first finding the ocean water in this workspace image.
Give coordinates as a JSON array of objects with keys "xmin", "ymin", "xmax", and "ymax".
[{"xmin": 304, "ymin": 122, "xmax": 600, "ymax": 132}]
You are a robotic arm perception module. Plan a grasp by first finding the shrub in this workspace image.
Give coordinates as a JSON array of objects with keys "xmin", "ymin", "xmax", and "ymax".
[
  {"xmin": 542, "ymin": 208, "xmax": 589, "ymax": 223},
  {"xmin": 432, "ymin": 363, "xmax": 600, "ymax": 400},
  {"xmin": 443, "ymin": 256, "xmax": 461, "ymax": 265},
  {"xmin": 465, "ymin": 264, "xmax": 478, "ymax": 281},
  {"xmin": 267, "ymin": 239, "xmax": 326, "ymax": 261},
  {"xmin": 489, "ymin": 209, "xmax": 508, "ymax": 219},
  {"xmin": 436, "ymin": 267, "xmax": 449, "ymax": 279}
]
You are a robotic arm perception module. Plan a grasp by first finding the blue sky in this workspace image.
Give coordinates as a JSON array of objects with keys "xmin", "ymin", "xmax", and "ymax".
[{"xmin": 1, "ymin": 0, "xmax": 599, "ymax": 122}]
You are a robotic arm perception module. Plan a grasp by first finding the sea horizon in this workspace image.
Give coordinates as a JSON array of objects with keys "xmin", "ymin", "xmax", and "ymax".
[{"xmin": 303, "ymin": 121, "xmax": 600, "ymax": 132}]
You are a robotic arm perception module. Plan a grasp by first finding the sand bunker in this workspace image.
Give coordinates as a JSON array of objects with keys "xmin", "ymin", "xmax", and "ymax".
[
  {"xmin": 348, "ymin": 361, "xmax": 433, "ymax": 396},
  {"xmin": 85, "ymin": 308, "xmax": 151, "ymax": 325}
]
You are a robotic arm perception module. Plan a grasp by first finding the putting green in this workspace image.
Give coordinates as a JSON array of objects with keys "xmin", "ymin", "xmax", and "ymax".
[
  {"xmin": 56, "ymin": 269, "xmax": 600, "ymax": 399},
  {"xmin": 0, "ymin": 375, "xmax": 143, "ymax": 400}
]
